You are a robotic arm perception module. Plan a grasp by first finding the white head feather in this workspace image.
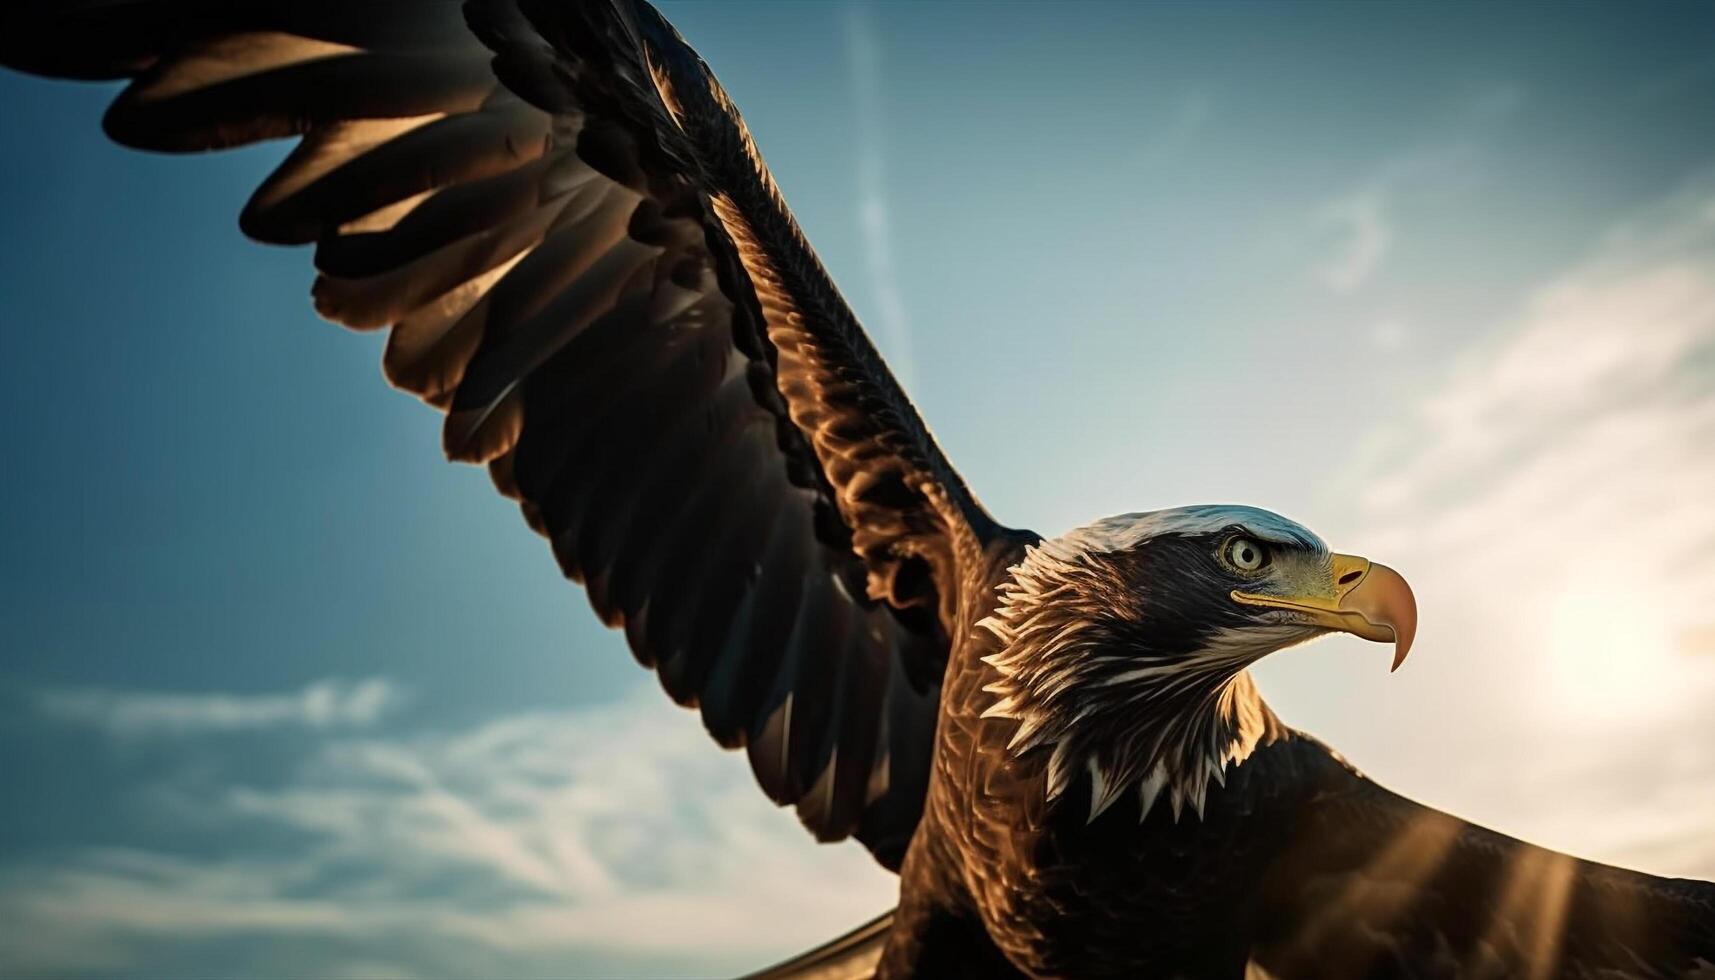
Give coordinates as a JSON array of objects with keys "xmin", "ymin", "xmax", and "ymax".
[{"xmin": 977, "ymin": 506, "xmax": 1325, "ymax": 822}]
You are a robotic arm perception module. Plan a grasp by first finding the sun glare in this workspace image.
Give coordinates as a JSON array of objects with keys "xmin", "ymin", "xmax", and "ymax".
[{"xmin": 1540, "ymin": 579, "xmax": 1682, "ymax": 723}]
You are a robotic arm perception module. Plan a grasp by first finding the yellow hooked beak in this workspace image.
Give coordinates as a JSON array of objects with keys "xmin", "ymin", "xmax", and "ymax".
[{"xmin": 1231, "ymin": 553, "xmax": 1418, "ymax": 671}]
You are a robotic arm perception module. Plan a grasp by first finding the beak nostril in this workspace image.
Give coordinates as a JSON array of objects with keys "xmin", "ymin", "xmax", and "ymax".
[{"xmin": 1338, "ymin": 570, "xmax": 1364, "ymax": 586}]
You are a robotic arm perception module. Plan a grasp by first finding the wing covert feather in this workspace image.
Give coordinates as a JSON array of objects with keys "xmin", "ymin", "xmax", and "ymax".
[{"xmin": 1251, "ymin": 737, "xmax": 1715, "ymax": 979}]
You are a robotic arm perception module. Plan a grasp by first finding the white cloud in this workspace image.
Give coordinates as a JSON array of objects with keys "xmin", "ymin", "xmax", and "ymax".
[
  {"xmin": 1302, "ymin": 174, "xmax": 1715, "ymax": 866},
  {"xmin": 1310, "ymin": 137, "xmax": 1480, "ymax": 294},
  {"xmin": 1243, "ymin": 171, "xmax": 1715, "ymax": 888},
  {"xmin": 1315, "ymin": 189, "xmax": 1393, "ymax": 293},
  {"xmin": 1352, "ymin": 175, "xmax": 1715, "ymax": 655},
  {"xmin": 3, "ymin": 688, "xmax": 893, "ymax": 977},
  {"xmin": 34, "ymin": 677, "xmax": 403, "ymax": 737},
  {"xmin": 846, "ymin": 2, "xmax": 915, "ymax": 388}
]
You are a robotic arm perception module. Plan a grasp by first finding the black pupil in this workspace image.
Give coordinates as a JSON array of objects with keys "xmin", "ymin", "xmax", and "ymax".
[{"xmin": 1240, "ymin": 546, "xmax": 1254, "ymax": 564}]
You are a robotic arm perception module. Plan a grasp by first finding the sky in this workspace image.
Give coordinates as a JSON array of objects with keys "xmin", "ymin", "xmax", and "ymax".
[{"xmin": 2, "ymin": 2, "xmax": 1714, "ymax": 977}]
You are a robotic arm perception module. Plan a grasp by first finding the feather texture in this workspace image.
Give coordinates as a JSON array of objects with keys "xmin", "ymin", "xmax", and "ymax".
[
  {"xmin": 1251, "ymin": 737, "xmax": 1715, "ymax": 979},
  {"xmin": 0, "ymin": 0, "xmax": 992, "ymax": 869}
]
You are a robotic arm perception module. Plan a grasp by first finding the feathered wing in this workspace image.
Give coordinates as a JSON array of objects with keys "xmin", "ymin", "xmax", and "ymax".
[
  {"xmin": 0, "ymin": 0, "xmax": 997, "ymax": 868},
  {"xmin": 743, "ymin": 911, "xmax": 892, "ymax": 980},
  {"xmin": 1250, "ymin": 737, "xmax": 1715, "ymax": 979}
]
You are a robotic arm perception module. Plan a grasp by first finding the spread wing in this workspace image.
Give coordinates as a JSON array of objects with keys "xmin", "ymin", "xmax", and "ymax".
[
  {"xmin": 1251, "ymin": 738, "xmax": 1715, "ymax": 979},
  {"xmin": 0, "ymin": 0, "xmax": 999, "ymax": 869}
]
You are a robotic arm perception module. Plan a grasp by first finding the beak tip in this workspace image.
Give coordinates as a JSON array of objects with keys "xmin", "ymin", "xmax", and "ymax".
[
  {"xmin": 1355, "ymin": 561, "xmax": 1415, "ymax": 674},
  {"xmin": 1388, "ymin": 626, "xmax": 1414, "ymax": 672}
]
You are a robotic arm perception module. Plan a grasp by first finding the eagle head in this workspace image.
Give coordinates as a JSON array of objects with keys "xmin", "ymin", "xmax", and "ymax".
[{"xmin": 976, "ymin": 504, "xmax": 1415, "ymax": 821}]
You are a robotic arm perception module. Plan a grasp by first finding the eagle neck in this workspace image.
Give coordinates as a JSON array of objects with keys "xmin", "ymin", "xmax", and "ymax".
[{"xmin": 976, "ymin": 538, "xmax": 1287, "ymax": 822}]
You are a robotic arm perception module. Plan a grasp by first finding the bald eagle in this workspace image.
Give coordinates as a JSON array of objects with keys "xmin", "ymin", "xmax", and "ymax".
[{"xmin": 3, "ymin": 2, "xmax": 1712, "ymax": 977}]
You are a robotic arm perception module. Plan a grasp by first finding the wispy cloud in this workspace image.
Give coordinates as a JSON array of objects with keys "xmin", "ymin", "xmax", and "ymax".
[
  {"xmin": 1309, "ymin": 115, "xmax": 1485, "ymax": 294},
  {"xmin": 1354, "ymin": 174, "xmax": 1715, "ymax": 592},
  {"xmin": 846, "ymin": 2, "xmax": 915, "ymax": 388},
  {"xmin": 1252, "ymin": 169, "xmax": 1715, "ymax": 882},
  {"xmin": 1314, "ymin": 189, "xmax": 1393, "ymax": 293},
  {"xmin": 34, "ymin": 677, "xmax": 402, "ymax": 737},
  {"xmin": 1341, "ymin": 171, "xmax": 1715, "ymax": 727},
  {"xmin": 3, "ymin": 687, "xmax": 891, "ymax": 977}
]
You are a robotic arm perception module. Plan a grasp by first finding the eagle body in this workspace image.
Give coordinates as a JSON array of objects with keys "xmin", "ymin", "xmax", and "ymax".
[
  {"xmin": 907, "ymin": 709, "xmax": 1298, "ymax": 978},
  {"xmin": 3, "ymin": 2, "xmax": 1713, "ymax": 978},
  {"xmin": 893, "ymin": 533, "xmax": 1298, "ymax": 978}
]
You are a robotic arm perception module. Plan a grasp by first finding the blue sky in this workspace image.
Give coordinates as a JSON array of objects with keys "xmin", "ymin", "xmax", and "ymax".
[{"xmin": 2, "ymin": 3, "xmax": 1714, "ymax": 977}]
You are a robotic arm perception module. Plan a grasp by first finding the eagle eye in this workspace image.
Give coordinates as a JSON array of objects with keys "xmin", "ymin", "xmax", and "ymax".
[{"xmin": 1224, "ymin": 536, "xmax": 1270, "ymax": 573}]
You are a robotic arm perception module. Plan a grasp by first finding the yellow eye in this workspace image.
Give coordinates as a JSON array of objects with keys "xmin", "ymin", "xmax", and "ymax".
[{"xmin": 1226, "ymin": 537, "xmax": 1268, "ymax": 572}]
